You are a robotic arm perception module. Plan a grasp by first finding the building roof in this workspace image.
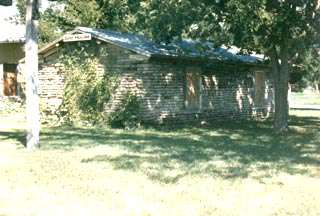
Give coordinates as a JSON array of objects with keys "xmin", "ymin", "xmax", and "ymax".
[{"xmin": 40, "ymin": 27, "xmax": 266, "ymax": 64}]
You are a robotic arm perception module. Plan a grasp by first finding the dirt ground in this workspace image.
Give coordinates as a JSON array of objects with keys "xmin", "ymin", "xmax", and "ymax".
[{"xmin": 0, "ymin": 112, "xmax": 320, "ymax": 216}]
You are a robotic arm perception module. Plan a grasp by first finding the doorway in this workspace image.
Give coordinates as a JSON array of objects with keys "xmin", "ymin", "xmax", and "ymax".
[{"xmin": 3, "ymin": 64, "xmax": 17, "ymax": 96}]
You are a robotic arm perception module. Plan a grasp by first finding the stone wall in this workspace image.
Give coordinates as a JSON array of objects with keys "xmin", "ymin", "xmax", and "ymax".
[{"xmin": 21, "ymin": 39, "xmax": 274, "ymax": 124}]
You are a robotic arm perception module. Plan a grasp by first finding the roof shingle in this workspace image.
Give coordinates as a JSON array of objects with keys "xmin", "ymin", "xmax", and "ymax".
[{"xmin": 77, "ymin": 27, "xmax": 264, "ymax": 64}]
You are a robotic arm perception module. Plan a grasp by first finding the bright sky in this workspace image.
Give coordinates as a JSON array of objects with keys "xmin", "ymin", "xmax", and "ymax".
[
  {"xmin": 0, "ymin": 0, "xmax": 52, "ymax": 41},
  {"xmin": 0, "ymin": 1, "xmax": 18, "ymax": 24},
  {"xmin": 0, "ymin": 0, "xmax": 51, "ymax": 24},
  {"xmin": 0, "ymin": 0, "xmax": 23, "ymax": 41}
]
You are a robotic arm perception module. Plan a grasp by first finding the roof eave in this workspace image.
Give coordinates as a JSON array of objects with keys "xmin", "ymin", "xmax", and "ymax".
[
  {"xmin": 0, "ymin": 39, "xmax": 25, "ymax": 44},
  {"xmin": 38, "ymin": 29, "xmax": 78, "ymax": 55},
  {"xmin": 75, "ymin": 28, "xmax": 152, "ymax": 58},
  {"xmin": 150, "ymin": 53, "xmax": 270, "ymax": 68},
  {"xmin": 37, "ymin": 28, "xmax": 153, "ymax": 59}
]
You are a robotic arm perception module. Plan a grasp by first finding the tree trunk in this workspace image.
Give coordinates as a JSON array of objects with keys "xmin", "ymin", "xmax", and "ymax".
[
  {"xmin": 271, "ymin": 45, "xmax": 290, "ymax": 132},
  {"xmin": 26, "ymin": 0, "xmax": 40, "ymax": 150}
]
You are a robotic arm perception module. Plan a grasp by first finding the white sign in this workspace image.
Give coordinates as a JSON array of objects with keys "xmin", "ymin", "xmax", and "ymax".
[{"xmin": 63, "ymin": 33, "xmax": 92, "ymax": 42}]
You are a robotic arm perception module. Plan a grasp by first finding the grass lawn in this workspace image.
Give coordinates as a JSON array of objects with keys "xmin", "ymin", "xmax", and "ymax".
[
  {"xmin": 0, "ymin": 110, "xmax": 319, "ymax": 215},
  {"xmin": 290, "ymin": 92, "xmax": 320, "ymax": 105}
]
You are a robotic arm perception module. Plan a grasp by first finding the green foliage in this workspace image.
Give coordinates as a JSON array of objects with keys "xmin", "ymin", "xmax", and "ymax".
[
  {"xmin": 57, "ymin": 43, "xmax": 117, "ymax": 125},
  {"xmin": 38, "ymin": 8, "xmax": 63, "ymax": 45},
  {"xmin": 134, "ymin": 0, "xmax": 201, "ymax": 42},
  {"xmin": 301, "ymin": 49, "xmax": 320, "ymax": 91},
  {"xmin": 136, "ymin": 1, "xmax": 319, "ymax": 54},
  {"xmin": 15, "ymin": 0, "xmax": 26, "ymax": 21},
  {"xmin": 16, "ymin": 0, "xmax": 62, "ymax": 45},
  {"xmin": 55, "ymin": 42, "xmax": 141, "ymax": 127},
  {"xmin": 50, "ymin": 0, "xmax": 139, "ymax": 32},
  {"xmin": 107, "ymin": 93, "xmax": 141, "ymax": 129},
  {"xmin": 16, "ymin": 0, "xmax": 139, "ymax": 45},
  {"xmin": 16, "ymin": 0, "xmax": 320, "ymax": 53},
  {"xmin": 290, "ymin": 48, "xmax": 320, "ymax": 91}
]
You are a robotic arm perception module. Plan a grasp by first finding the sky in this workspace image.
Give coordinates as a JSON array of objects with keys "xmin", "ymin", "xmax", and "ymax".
[
  {"xmin": 0, "ymin": 0, "xmax": 52, "ymax": 42},
  {"xmin": 0, "ymin": 0, "xmax": 23, "ymax": 42},
  {"xmin": 0, "ymin": 0, "xmax": 19, "ymax": 24},
  {"xmin": 0, "ymin": 0, "xmax": 51, "ymax": 24}
]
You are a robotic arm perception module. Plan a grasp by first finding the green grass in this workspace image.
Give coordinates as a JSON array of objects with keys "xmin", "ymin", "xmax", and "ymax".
[
  {"xmin": 2, "ymin": 110, "xmax": 319, "ymax": 183},
  {"xmin": 290, "ymin": 92, "xmax": 320, "ymax": 105},
  {"xmin": 0, "ymin": 97, "xmax": 25, "ymax": 115}
]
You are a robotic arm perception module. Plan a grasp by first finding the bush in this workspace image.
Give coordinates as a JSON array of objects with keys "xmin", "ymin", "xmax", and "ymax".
[
  {"xmin": 107, "ymin": 93, "xmax": 141, "ymax": 129},
  {"xmin": 53, "ymin": 43, "xmax": 141, "ymax": 128}
]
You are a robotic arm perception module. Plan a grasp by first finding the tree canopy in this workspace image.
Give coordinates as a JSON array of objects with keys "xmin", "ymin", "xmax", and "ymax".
[
  {"xmin": 16, "ymin": 0, "xmax": 141, "ymax": 44},
  {"xmin": 299, "ymin": 48, "xmax": 320, "ymax": 92}
]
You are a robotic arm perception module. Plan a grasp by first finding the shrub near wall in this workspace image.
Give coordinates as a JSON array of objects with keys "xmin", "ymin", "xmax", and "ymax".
[{"xmin": 51, "ymin": 42, "xmax": 141, "ymax": 127}]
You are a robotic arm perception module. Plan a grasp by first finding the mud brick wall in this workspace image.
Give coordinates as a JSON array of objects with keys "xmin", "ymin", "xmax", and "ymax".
[
  {"xmin": 20, "ymin": 39, "xmax": 274, "ymax": 124},
  {"xmin": 133, "ymin": 60, "xmax": 273, "ymax": 123}
]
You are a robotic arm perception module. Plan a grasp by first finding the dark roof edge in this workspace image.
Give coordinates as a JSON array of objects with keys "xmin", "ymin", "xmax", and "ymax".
[
  {"xmin": 150, "ymin": 53, "xmax": 271, "ymax": 69},
  {"xmin": 0, "ymin": 40, "xmax": 25, "ymax": 44}
]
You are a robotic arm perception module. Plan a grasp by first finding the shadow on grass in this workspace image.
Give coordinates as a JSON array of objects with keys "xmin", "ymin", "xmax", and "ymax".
[
  {"xmin": 1, "ymin": 112, "xmax": 320, "ymax": 183},
  {"xmin": 0, "ymin": 130, "xmax": 26, "ymax": 147}
]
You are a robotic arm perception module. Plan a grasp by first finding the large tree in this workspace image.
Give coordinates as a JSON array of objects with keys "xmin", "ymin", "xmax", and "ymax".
[
  {"xmin": 136, "ymin": 0, "xmax": 320, "ymax": 131},
  {"xmin": 219, "ymin": 0, "xmax": 319, "ymax": 131}
]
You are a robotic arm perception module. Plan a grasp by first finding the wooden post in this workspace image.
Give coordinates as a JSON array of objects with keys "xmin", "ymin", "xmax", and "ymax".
[{"xmin": 25, "ymin": 0, "xmax": 40, "ymax": 149}]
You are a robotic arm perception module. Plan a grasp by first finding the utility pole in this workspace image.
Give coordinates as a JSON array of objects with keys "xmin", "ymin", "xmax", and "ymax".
[{"xmin": 25, "ymin": 0, "xmax": 40, "ymax": 150}]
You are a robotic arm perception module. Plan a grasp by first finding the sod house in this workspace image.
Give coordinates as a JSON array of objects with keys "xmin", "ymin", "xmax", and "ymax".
[{"xmin": 20, "ymin": 27, "xmax": 274, "ymax": 124}]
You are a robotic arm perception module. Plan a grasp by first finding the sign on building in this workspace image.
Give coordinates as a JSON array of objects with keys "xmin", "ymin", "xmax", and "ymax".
[{"xmin": 63, "ymin": 33, "xmax": 92, "ymax": 42}]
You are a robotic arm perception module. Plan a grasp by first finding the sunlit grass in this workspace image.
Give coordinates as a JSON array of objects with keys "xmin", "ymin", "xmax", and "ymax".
[
  {"xmin": 0, "ymin": 110, "xmax": 319, "ymax": 215},
  {"xmin": 290, "ymin": 92, "xmax": 320, "ymax": 105}
]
